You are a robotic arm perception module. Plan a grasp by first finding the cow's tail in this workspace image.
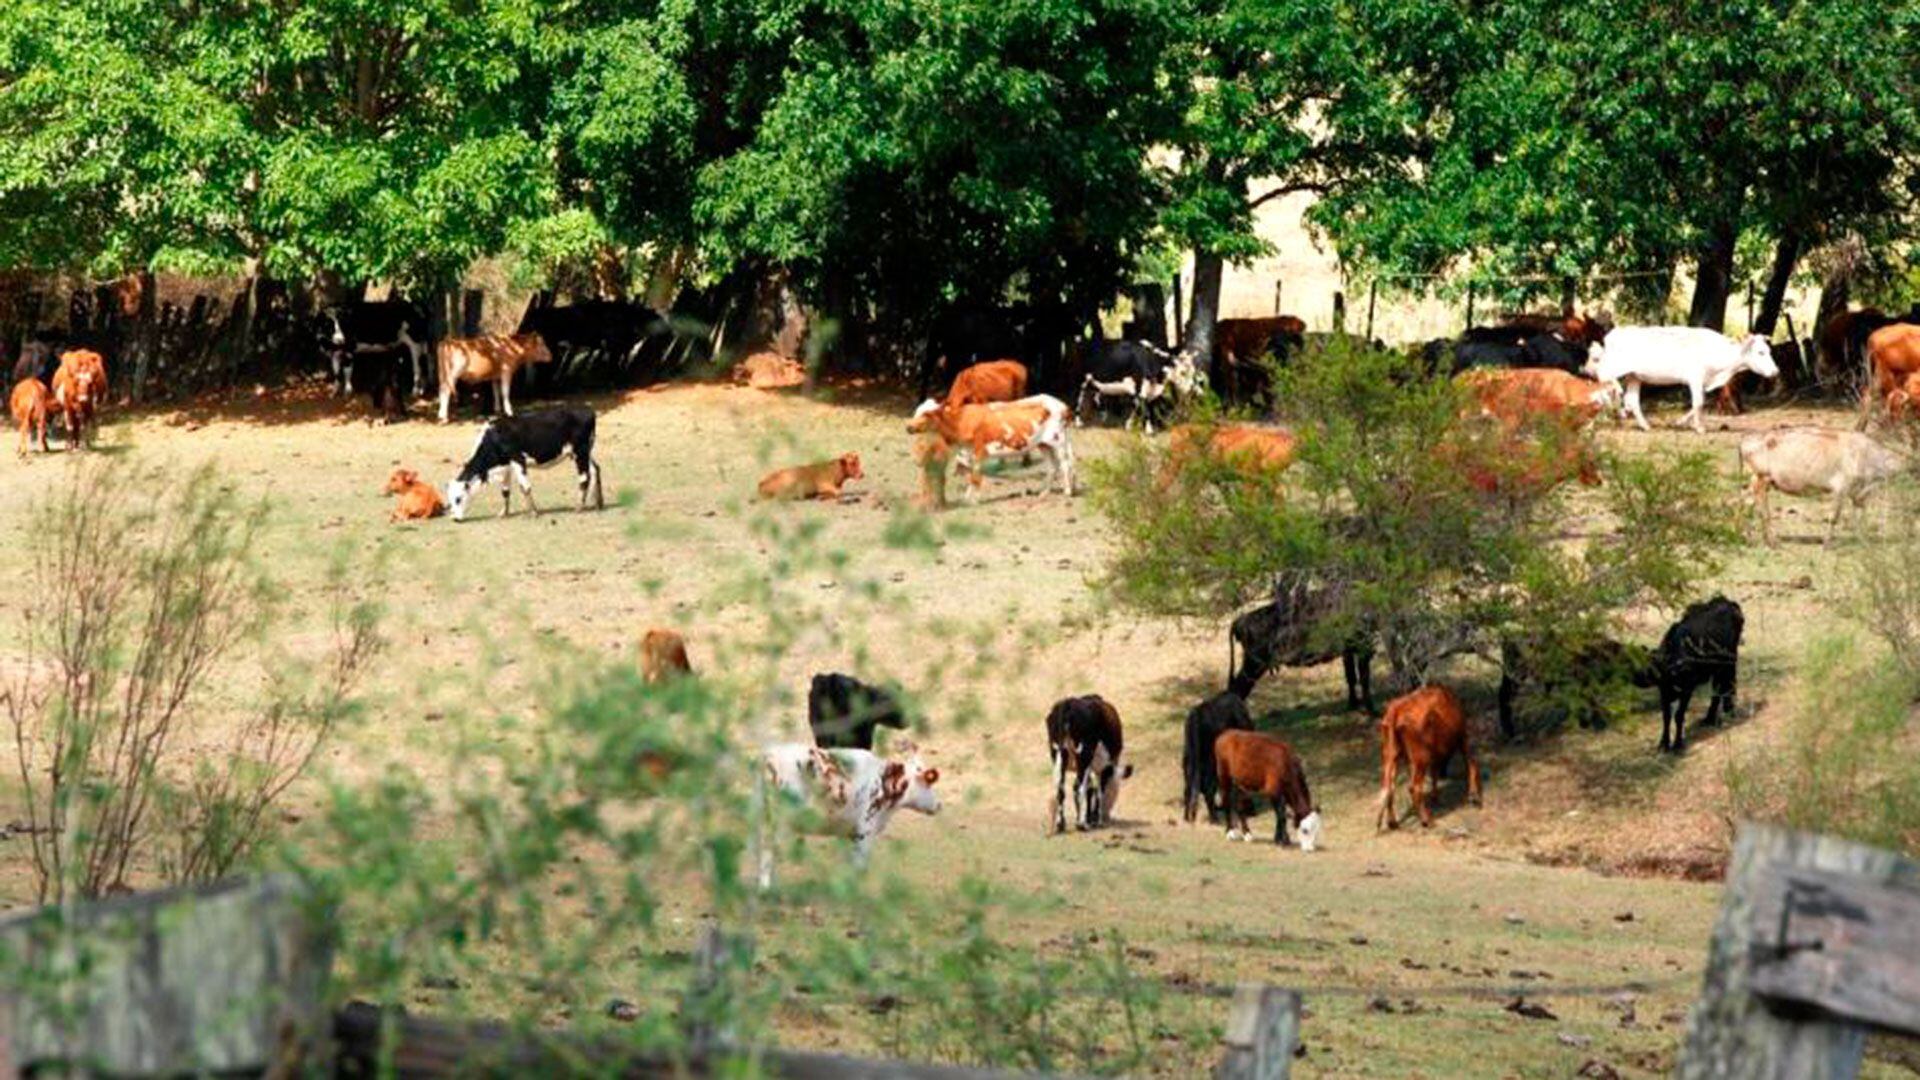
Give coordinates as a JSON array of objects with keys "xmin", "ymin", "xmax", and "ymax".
[
  {"xmin": 578, "ymin": 411, "xmax": 606, "ymax": 509},
  {"xmin": 1228, "ymin": 623, "xmax": 1238, "ymax": 691},
  {"xmin": 1181, "ymin": 714, "xmax": 1199, "ymax": 824}
]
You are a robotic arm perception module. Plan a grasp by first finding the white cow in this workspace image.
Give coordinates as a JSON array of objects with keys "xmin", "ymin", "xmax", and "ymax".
[
  {"xmin": 1738, "ymin": 427, "xmax": 1909, "ymax": 545},
  {"xmin": 757, "ymin": 743, "xmax": 942, "ymax": 889},
  {"xmin": 907, "ymin": 394, "xmax": 1077, "ymax": 498},
  {"xmin": 1584, "ymin": 327, "xmax": 1779, "ymax": 433}
]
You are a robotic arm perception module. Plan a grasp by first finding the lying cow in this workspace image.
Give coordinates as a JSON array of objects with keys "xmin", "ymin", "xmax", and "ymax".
[
  {"xmin": 907, "ymin": 395, "xmax": 1075, "ymax": 499},
  {"xmin": 1457, "ymin": 368, "xmax": 1618, "ymax": 430},
  {"xmin": 1227, "ymin": 582, "xmax": 1373, "ymax": 712},
  {"xmin": 436, "ymin": 332, "xmax": 554, "ymax": 423},
  {"xmin": 1046, "ymin": 694, "xmax": 1132, "ymax": 833},
  {"xmin": 1376, "ymin": 684, "xmax": 1482, "ymax": 830},
  {"xmin": 1182, "ymin": 690, "xmax": 1253, "ymax": 824},
  {"xmin": 11, "ymin": 378, "xmax": 49, "ymax": 457},
  {"xmin": 944, "ymin": 360, "xmax": 1029, "ymax": 407},
  {"xmin": 757, "ymin": 743, "xmax": 941, "ymax": 889},
  {"xmin": 1214, "ymin": 730, "xmax": 1322, "ymax": 849},
  {"xmin": 383, "ymin": 468, "xmax": 446, "ymax": 521},
  {"xmin": 445, "ymin": 405, "xmax": 606, "ymax": 521},
  {"xmin": 1076, "ymin": 341, "xmax": 1198, "ymax": 433},
  {"xmin": 1160, "ymin": 424, "xmax": 1297, "ymax": 489},
  {"xmin": 1650, "ymin": 596, "xmax": 1743, "ymax": 754},
  {"xmin": 1739, "ymin": 427, "xmax": 1908, "ymax": 545},
  {"xmin": 640, "ymin": 628, "xmax": 693, "ymax": 683},
  {"xmin": 758, "ymin": 453, "xmax": 863, "ymax": 500},
  {"xmin": 1584, "ymin": 327, "xmax": 1778, "ymax": 433},
  {"xmin": 808, "ymin": 673, "xmax": 908, "ymax": 750}
]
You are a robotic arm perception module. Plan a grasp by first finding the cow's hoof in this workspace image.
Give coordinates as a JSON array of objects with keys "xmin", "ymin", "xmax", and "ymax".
[{"xmin": 1226, "ymin": 829, "xmax": 1242, "ymax": 841}]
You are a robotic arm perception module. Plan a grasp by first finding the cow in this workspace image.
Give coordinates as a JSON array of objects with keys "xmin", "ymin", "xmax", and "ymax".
[
  {"xmin": 906, "ymin": 395, "xmax": 1075, "ymax": 499},
  {"xmin": 1375, "ymin": 684, "xmax": 1482, "ymax": 830},
  {"xmin": 1451, "ymin": 427, "xmax": 1604, "ymax": 501},
  {"xmin": 757, "ymin": 453, "xmax": 864, "ymax": 500},
  {"xmin": 50, "ymin": 349, "xmax": 106, "ymax": 451},
  {"xmin": 808, "ymin": 673, "xmax": 909, "ymax": 751},
  {"xmin": 1584, "ymin": 327, "xmax": 1779, "ymax": 433},
  {"xmin": 912, "ymin": 433, "xmax": 953, "ymax": 510},
  {"xmin": 1859, "ymin": 323, "xmax": 1920, "ymax": 430},
  {"xmin": 1649, "ymin": 596, "xmax": 1743, "ymax": 754},
  {"xmin": 1076, "ymin": 340, "xmax": 1198, "ymax": 433},
  {"xmin": 1181, "ymin": 691, "xmax": 1253, "ymax": 825},
  {"xmin": 1213, "ymin": 730, "xmax": 1321, "ymax": 849},
  {"xmin": 1160, "ymin": 423, "xmax": 1297, "ymax": 488},
  {"xmin": 445, "ymin": 405, "xmax": 606, "ymax": 522},
  {"xmin": 11, "ymin": 338, "xmax": 57, "ymax": 386},
  {"xmin": 1227, "ymin": 582, "xmax": 1373, "ymax": 712},
  {"xmin": 1046, "ymin": 695, "xmax": 1132, "ymax": 834},
  {"xmin": 321, "ymin": 299, "xmax": 431, "ymax": 398},
  {"xmin": 383, "ymin": 468, "xmax": 446, "ymax": 521},
  {"xmin": 1518, "ymin": 331, "xmax": 1592, "ymax": 375},
  {"xmin": 1739, "ymin": 427, "xmax": 1908, "ymax": 545},
  {"xmin": 944, "ymin": 360, "xmax": 1029, "ymax": 407},
  {"xmin": 10, "ymin": 378, "xmax": 49, "ymax": 457},
  {"xmin": 519, "ymin": 300, "xmax": 669, "ymax": 370},
  {"xmin": 436, "ymin": 333, "xmax": 555, "ymax": 422},
  {"xmin": 757, "ymin": 743, "xmax": 941, "ymax": 889},
  {"xmin": 639, "ymin": 628, "xmax": 693, "ymax": 683},
  {"xmin": 1213, "ymin": 316, "xmax": 1305, "ymax": 409},
  {"xmin": 1457, "ymin": 368, "xmax": 1618, "ymax": 430},
  {"xmin": 1452, "ymin": 340, "xmax": 1526, "ymax": 371},
  {"xmin": 351, "ymin": 345, "xmax": 414, "ymax": 423},
  {"xmin": 1497, "ymin": 636, "xmax": 1654, "ymax": 739}
]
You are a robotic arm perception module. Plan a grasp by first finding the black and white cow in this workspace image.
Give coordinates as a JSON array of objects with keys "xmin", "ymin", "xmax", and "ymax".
[
  {"xmin": 1649, "ymin": 595, "xmax": 1744, "ymax": 753},
  {"xmin": 445, "ymin": 405, "xmax": 606, "ymax": 521},
  {"xmin": 1045, "ymin": 694, "xmax": 1132, "ymax": 833},
  {"xmin": 808, "ymin": 673, "xmax": 909, "ymax": 750},
  {"xmin": 1076, "ymin": 340, "xmax": 1200, "ymax": 434},
  {"xmin": 321, "ymin": 299, "xmax": 431, "ymax": 399},
  {"xmin": 1518, "ymin": 331, "xmax": 1588, "ymax": 374},
  {"xmin": 1181, "ymin": 690, "xmax": 1253, "ymax": 825},
  {"xmin": 1228, "ymin": 582, "xmax": 1373, "ymax": 712}
]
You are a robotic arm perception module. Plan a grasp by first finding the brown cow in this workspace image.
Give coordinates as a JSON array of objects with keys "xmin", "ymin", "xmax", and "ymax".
[
  {"xmin": 639, "ymin": 628, "xmax": 693, "ymax": 683},
  {"xmin": 1457, "ymin": 368, "xmax": 1617, "ymax": 430},
  {"xmin": 435, "ymin": 332, "xmax": 553, "ymax": 422},
  {"xmin": 1212, "ymin": 316, "xmax": 1306, "ymax": 405},
  {"xmin": 11, "ymin": 378, "xmax": 49, "ymax": 457},
  {"xmin": 1159, "ymin": 423, "xmax": 1297, "ymax": 490},
  {"xmin": 1212, "ymin": 729, "xmax": 1322, "ymax": 849},
  {"xmin": 906, "ymin": 395, "xmax": 1074, "ymax": 498},
  {"xmin": 1443, "ymin": 426, "xmax": 1602, "ymax": 500},
  {"xmin": 1861, "ymin": 323, "xmax": 1920, "ymax": 429},
  {"xmin": 383, "ymin": 468, "xmax": 446, "ymax": 521},
  {"xmin": 1376, "ymin": 684, "xmax": 1482, "ymax": 830},
  {"xmin": 757, "ymin": 453, "xmax": 864, "ymax": 500},
  {"xmin": 944, "ymin": 360, "xmax": 1028, "ymax": 408},
  {"xmin": 912, "ymin": 433, "xmax": 952, "ymax": 510},
  {"xmin": 50, "ymin": 349, "xmax": 106, "ymax": 451}
]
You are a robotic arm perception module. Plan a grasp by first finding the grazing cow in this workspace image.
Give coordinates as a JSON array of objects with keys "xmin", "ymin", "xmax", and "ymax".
[
  {"xmin": 322, "ymin": 299, "xmax": 430, "ymax": 398},
  {"xmin": 944, "ymin": 360, "xmax": 1028, "ymax": 407},
  {"xmin": 808, "ymin": 673, "xmax": 909, "ymax": 750},
  {"xmin": 906, "ymin": 395, "xmax": 1075, "ymax": 499},
  {"xmin": 639, "ymin": 628, "xmax": 693, "ymax": 683},
  {"xmin": 757, "ymin": 743, "xmax": 941, "ymax": 889},
  {"xmin": 383, "ymin": 468, "xmax": 446, "ymax": 521},
  {"xmin": 445, "ymin": 405, "xmax": 606, "ymax": 521},
  {"xmin": 1212, "ymin": 316, "xmax": 1305, "ymax": 408},
  {"xmin": 1649, "ymin": 596, "xmax": 1744, "ymax": 753},
  {"xmin": 1161, "ymin": 424, "xmax": 1297, "ymax": 488},
  {"xmin": 1457, "ymin": 368, "xmax": 1617, "ymax": 430},
  {"xmin": 1584, "ymin": 327, "xmax": 1779, "ymax": 433},
  {"xmin": 1227, "ymin": 583, "xmax": 1373, "ymax": 712},
  {"xmin": 1497, "ymin": 637, "xmax": 1654, "ymax": 739},
  {"xmin": 757, "ymin": 453, "xmax": 864, "ymax": 501},
  {"xmin": 1181, "ymin": 691, "xmax": 1254, "ymax": 824},
  {"xmin": 50, "ymin": 349, "xmax": 106, "ymax": 451},
  {"xmin": 11, "ymin": 378, "xmax": 49, "ymax": 457},
  {"xmin": 1213, "ymin": 730, "xmax": 1322, "ymax": 849},
  {"xmin": 1046, "ymin": 695, "xmax": 1132, "ymax": 833},
  {"xmin": 1375, "ymin": 684, "xmax": 1482, "ymax": 830},
  {"xmin": 436, "ymin": 333, "xmax": 554, "ymax": 422},
  {"xmin": 1860, "ymin": 323, "xmax": 1920, "ymax": 429},
  {"xmin": 1076, "ymin": 341, "xmax": 1198, "ymax": 433},
  {"xmin": 1739, "ymin": 427, "xmax": 1908, "ymax": 545}
]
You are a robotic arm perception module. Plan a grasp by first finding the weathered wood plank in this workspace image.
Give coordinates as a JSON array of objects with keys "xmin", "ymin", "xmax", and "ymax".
[
  {"xmin": 1213, "ymin": 984, "xmax": 1298, "ymax": 1080},
  {"xmin": 1678, "ymin": 824, "xmax": 1920, "ymax": 1079},
  {"xmin": 1748, "ymin": 864, "xmax": 1920, "ymax": 1036},
  {"xmin": 0, "ymin": 875, "xmax": 331, "ymax": 1077}
]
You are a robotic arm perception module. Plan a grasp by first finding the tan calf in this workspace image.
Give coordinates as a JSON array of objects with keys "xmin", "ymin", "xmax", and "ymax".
[{"xmin": 757, "ymin": 453, "xmax": 864, "ymax": 500}]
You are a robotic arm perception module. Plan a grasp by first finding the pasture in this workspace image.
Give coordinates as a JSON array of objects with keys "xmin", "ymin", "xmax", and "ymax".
[{"xmin": 0, "ymin": 381, "xmax": 1901, "ymax": 1077}]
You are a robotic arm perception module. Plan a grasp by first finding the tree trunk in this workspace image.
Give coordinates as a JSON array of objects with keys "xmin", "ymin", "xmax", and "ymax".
[
  {"xmin": 129, "ymin": 269, "xmax": 158, "ymax": 403},
  {"xmin": 1751, "ymin": 230, "xmax": 1801, "ymax": 338},
  {"xmin": 1181, "ymin": 250, "xmax": 1224, "ymax": 362},
  {"xmin": 1814, "ymin": 237, "xmax": 1861, "ymax": 382},
  {"xmin": 1688, "ymin": 218, "xmax": 1740, "ymax": 331}
]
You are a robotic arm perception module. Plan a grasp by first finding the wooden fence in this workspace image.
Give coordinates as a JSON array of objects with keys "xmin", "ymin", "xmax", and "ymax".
[{"xmin": 1, "ymin": 823, "xmax": 1916, "ymax": 1078}]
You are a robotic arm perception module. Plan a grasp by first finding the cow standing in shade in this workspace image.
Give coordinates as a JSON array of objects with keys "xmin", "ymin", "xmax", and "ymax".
[
  {"xmin": 808, "ymin": 674, "xmax": 908, "ymax": 751},
  {"xmin": 1046, "ymin": 695, "xmax": 1133, "ymax": 833},
  {"xmin": 1649, "ymin": 596, "xmax": 1744, "ymax": 754},
  {"xmin": 322, "ymin": 299, "xmax": 430, "ymax": 398},
  {"xmin": 1182, "ymin": 691, "xmax": 1253, "ymax": 824},
  {"xmin": 1227, "ymin": 582, "xmax": 1373, "ymax": 712},
  {"xmin": 436, "ymin": 332, "xmax": 554, "ymax": 422},
  {"xmin": 445, "ymin": 406, "xmax": 606, "ymax": 521},
  {"xmin": 1376, "ymin": 684, "xmax": 1482, "ymax": 830},
  {"xmin": 1076, "ymin": 341, "xmax": 1199, "ymax": 433}
]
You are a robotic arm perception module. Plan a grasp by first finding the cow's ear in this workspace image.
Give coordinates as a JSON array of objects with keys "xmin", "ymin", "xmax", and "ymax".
[
  {"xmin": 921, "ymin": 768, "xmax": 940, "ymax": 785},
  {"xmin": 1121, "ymin": 764, "xmax": 1135, "ymax": 779}
]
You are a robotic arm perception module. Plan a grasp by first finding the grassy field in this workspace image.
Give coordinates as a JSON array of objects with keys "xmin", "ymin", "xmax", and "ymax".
[{"xmin": 0, "ymin": 378, "xmax": 1904, "ymax": 1077}]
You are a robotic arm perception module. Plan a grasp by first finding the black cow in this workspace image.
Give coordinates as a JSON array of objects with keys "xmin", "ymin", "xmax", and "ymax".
[
  {"xmin": 1459, "ymin": 325, "xmax": 1534, "ymax": 348},
  {"xmin": 320, "ymin": 299, "xmax": 431, "ymax": 398},
  {"xmin": 11, "ymin": 336, "xmax": 58, "ymax": 385},
  {"xmin": 1227, "ymin": 584, "xmax": 1373, "ymax": 712},
  {"xmin": 1650, "ymin": 596, "xmax": 1744, "ymax": 754},
  {"xmin": 1181, "ymin": 691, "xmax": 1253, "ymax": 824},
  {"xmin": 807, "ymin": 673, "xmax": 909, "ymax": 750},
  {"xmin": 1518, "ymin": 332, "xmax": 1588, "ymax": 374},
  {"xmin": 445, "ymin": 405, "xmax": 606, "ymax": 522},
  {"xmin": 347, "ymin": 344, "xmax": 413, "ymax": 423},
  {"xmin": 519, "ymin": 300, "xmax": 669, "ymax": 373},
  {"xmin": 1497, "ymin": 636, "xmax": 1655, "ymax": 739},
  {"xmin": 1046, "ymin": 694, "xmax": 1132, "ymax": 833},
  {"xmin": 1076, "ymin": 340, "xmax": 1192, "ymax": 432},
  {"xmin": 1452, "ymin": 340, "xmax": 1525, "ymax": 371}
]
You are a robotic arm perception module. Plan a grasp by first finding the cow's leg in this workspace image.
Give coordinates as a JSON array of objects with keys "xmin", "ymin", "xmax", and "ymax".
[
  {"xmin": 438, "ymin": 379, "xmax": 454, "ymax": 424},
  {"xmin": 1465, "ymin": 751, "xmax": 1483, "ymax": 807},
  {"xmin": 1670, "ymin": 683, "xmax": 1696, "ymax": 752},
  {"xmin": 512, "ymin": 461, "xmax": 540, "ymax": 515},
  {"xmin": 1055, "ymin": 434, "xmax": 1076, "ymax": 497},
  {"xmin": 498, "ymin": 372, "xmax": 514, "ymax": 417},
  {"xmin": 1751, "ymin": 475, "xmax": 1775, "ymax": 546},
  {"xmin": 1072, "ymin": 765, "xmax": 1089, "ymax": 831},
  {"xmin": 1272, "ymin": 791, "xmax": 1289, "ymax": 846},
  {"xmin": 1624, "ymin": 380, "xmax": 1649, "ymax": 431},
  {"xmin": 1377, "ymin": 759, "xmax": 1399, "ymax": 832},
  {"xmin": 1825, "ymin": 491, "xmax": 1849, "ymax": 544},
  {"xmin": 1680, "ymin": 379, "xmax": 1704, "ymax": 432},
  {"xmin": 1048, "ymin": 749, "xmax": 1068, "ymax": 835}
]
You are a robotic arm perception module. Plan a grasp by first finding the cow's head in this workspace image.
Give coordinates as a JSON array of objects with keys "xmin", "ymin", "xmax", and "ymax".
[
  {"xmin": 1741, "ymin": 335, "xmax": 1779, "ymax": 379},
  {"xmin": 1297, "ymin": 809, "xmax": 1323, "ymax": 852},
  {"xmin": 445, "ymin": 475, "xmax": 483, "ymax": 522},
  {"xmin": 518, "ymin": 332, "xmax": 555, "ymax": 365},
  {"xmin": 322, "ymin": 308, "xmax": 346, "ymax": 346},
  {"xmin": 1582, "ymin": 341, "xmax": 1606, "ymax": 378},
  {"xmin": 892, "ymin": 750, "xmax": 942, "ymax": 816},
  {"xmin": 384, "ymin": 468, "xmax": 418, "ymax": 495},
  {"xmin": 1167, "ymin": 352, "xmax": 1206, "ymax": 397},
  {"xmin": 906, "ymin": 399, "xmax": 942, "ymax": 433},
  {"xmin": 839, "ymin": 452, "xmax": 864, "ymax": 480}
]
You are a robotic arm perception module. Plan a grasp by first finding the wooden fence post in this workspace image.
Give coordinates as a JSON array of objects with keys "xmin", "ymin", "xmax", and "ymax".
[
  {"xmin": 1364, "ymin": 281, "xmax": 1377, "ymax": 342},
  {"xmin": 1213, "ymin": 984, "xmax": 1299, "ymax": 1080},
  {"xmin": 1678, "ymin": 824, "xmax": 1920, "ymax": 1079}
]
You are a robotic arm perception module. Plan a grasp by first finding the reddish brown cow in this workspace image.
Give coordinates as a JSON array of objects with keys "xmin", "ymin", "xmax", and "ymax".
[
  {"xmin": 1456, "ymin": 368, "xmax": 1616, "ymax": 430},
  {"xmin": 1862, "ymin": 323, "xmax": 1920, "ymax": 428},
  {"xmin": 11, "ymin": 378, "xmax": 49, "ymax": 457},
  {"xmin": 757, "ymin": 453, "xmax": 864, "ymax": 500},
  {"xmin": 1213, "ymin": 730, "xmax": 1322, "ymax": 849},
  {"xmin": 1162, "ymin": 423, "xmax": 1298, "ymax": 484},
  {"xmin": 383, "ymin": 468, "xmax": 446, "ymax": 521},
  {"xmin": 639, "ymin": 628, "xmax": 693, "ymax": 683},
  {"xmin": 944, "ymin": 360, "xmax": 1028, "ymax": 408},
  {"xmin": 51, "ymin": 349, "xmax": 106, "ymax": 451},
  {"xmin": 1214, "ymin": 316, "xmax": 1307, "ymax": 368},
  {"xmin": 1376, "ymin": 684, "xmax": 1482, "ymax": 830},
  {"xmin": 435, "ymin": 332, "xmax": 553, "ymax": 422}
]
